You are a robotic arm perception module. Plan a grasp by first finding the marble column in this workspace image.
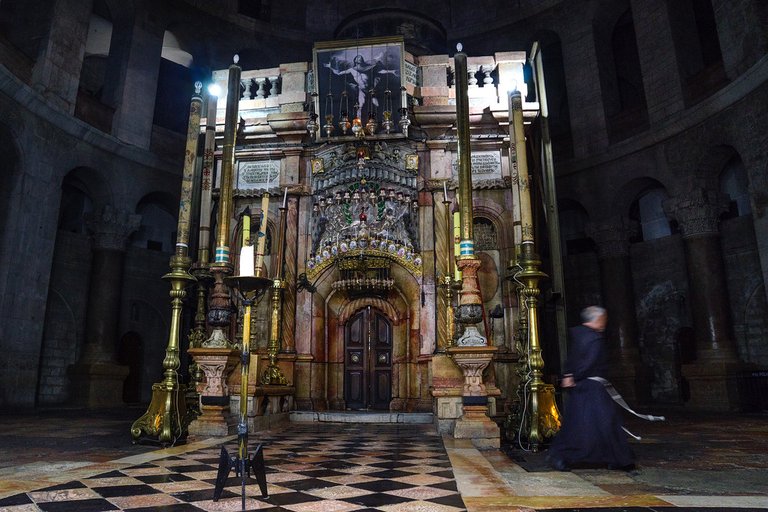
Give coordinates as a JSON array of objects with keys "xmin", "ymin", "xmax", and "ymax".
[
  {"xmin": 69, "ymin": 205, "xmax": 141, "ymax": 407},
  {"xmin": 281, "ymin": 195, "xmax": 299, "ymax": 354},
  {"xmin": 664, "ymin": 188, "xmax": 744, "ymax": 410},
  {"xmin": 587, "ymin": 217, "xmax": 650, "ymax": 404}
]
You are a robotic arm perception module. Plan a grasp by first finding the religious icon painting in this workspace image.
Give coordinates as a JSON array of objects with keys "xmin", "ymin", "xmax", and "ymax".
[
  {"xmin": 405, "ymin": 153, "xmax": 419, "ymax": 170},
  {"xmin": 311, "ymin": 158, "xmax": 324, "ymax": 175},
  {"xmin": 313, "ymin": 36, "xmax": 405, "ymax": 130}
]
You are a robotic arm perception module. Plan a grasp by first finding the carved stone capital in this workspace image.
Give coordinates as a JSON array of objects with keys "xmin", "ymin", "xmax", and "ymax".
[
  {"xmin": 86, "ymin": 205, "xmax": 141, "ymax": 251},
  {"xmin": 586, "ymin": 217, "xmax": 638, "ymax": 259},
  {"xmin": 664, "ymin": 189, "xmax": 728, "ymax": 239}
]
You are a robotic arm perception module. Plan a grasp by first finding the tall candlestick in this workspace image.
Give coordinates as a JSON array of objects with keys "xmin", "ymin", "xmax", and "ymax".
[
  {"xmin": 511, "ymin": 90, "xmax": 534, "ymax": 244},
  {"xmin": 255, "ymin": 193, "xmax": 270, "ymax": 276},
  {"xmin": 214, "ymin": 55, "xmax": 242, "ymax": 265},
  {"xmin": 242, "ymin": 207, "xmax": 251, "ymax": 247},
  {"xmin": 197, "ymin": 87, "xmax": 218, "ymax": 265},
  {"xmin": 175, "ymin": 82, "xmax": 204, "ymax": 258},
  {"xmin": 454, "ymin": 45, "xmax": 474, "ymax": 254}
]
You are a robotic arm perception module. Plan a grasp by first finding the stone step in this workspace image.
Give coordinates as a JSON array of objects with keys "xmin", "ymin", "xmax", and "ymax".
[{"xmin": 290, "ymin": 411, "xmax": 434, "ymax": 424}]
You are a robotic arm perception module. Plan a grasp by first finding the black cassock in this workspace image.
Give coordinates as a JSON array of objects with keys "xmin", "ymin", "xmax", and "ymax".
[{"xmin": 547, "ymin": 325, "xmax": 634, "ymax": 468}]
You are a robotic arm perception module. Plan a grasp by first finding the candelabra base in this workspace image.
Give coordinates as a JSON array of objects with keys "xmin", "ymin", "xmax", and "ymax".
[
  {"xmin": 261, "ymin": 363, "xmax": 288, "ymax": 385},
  {"xmin": 213, "ymin": 438, "xmax": 268, "ymax": 510},
  {"xmin": 130, "ymin": 381, "xmax": 187, "ymax": 446}
]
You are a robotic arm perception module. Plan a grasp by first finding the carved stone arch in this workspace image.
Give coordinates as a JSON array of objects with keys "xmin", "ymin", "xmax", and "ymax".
[
  {"xmin": 611, "ymin": 176, "xmax": 670, "ymax": 220},
  {"xmin": 697, "ymin": 144, "xmax": 741, "ymax": 181},
  {"xmin": 339, "ymin": 298, "xmax": 400, "ymax": 325},
  {"xmin": 62, "ymin": 166, "xmax": 114, "ymax": 211},
  {"xmin": 473, "ymin": 200, "xmax": 512, "ymax": 250}
]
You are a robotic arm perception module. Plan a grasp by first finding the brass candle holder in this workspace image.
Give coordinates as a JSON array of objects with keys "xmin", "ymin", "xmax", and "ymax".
[
  {"xmin": 213, "ymin": 274, "xmax": 271, "ymax": 508},
  {"xmin": 130, "ymin": 254, "xmax": 195, "ymax": 445}
]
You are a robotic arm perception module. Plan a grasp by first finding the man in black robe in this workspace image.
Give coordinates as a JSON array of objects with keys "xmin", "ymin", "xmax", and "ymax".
[{"xmin": 547, "ymin": 306, "xmax": 635, "ymax": 471}]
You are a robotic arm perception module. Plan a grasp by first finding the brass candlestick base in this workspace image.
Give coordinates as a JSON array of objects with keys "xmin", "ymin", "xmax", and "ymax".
[
  {"xmin": 213, "ymin": 275, "xmax": 272, "ymax": 509},
  {"xmin": 516, "ymin": 244, "xmax": 560, "ymax": 450},
  {"xmin": 131, "ymin": 255, "xmax": 195, "ymax": 445}
]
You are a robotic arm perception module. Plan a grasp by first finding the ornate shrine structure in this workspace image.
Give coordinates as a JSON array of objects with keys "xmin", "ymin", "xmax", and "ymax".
[{"xmin": 142, "ymin": 36, "xmax": 561, "ymax": 448}]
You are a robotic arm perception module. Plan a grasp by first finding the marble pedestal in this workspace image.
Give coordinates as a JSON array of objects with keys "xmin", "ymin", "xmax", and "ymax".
[
  {"xmin": 68, "ymin": 362, "xmax": 129, "ymax": 408},
  {"xmin": 447, "ymin": 345, "xmax": 500, "ymax": 449},
  {"xmin": 187, "ymin": 347, "xmax": 239, "ymax": 436}
]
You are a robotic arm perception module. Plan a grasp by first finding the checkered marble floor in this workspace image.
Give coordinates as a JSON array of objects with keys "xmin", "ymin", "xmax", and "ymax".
[{"xmin": 0, "ymin": 423, "xmax": 466, "ymax": 511}]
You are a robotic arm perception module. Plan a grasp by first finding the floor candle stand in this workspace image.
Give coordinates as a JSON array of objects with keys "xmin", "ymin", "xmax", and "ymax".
[{"xmin": 213, "ymin": 275, "xmax": 272, "ymax": 509}]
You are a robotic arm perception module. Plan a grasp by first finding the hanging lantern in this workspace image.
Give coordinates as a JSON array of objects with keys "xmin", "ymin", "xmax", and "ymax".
[
  {"xmin": 324, "ymin": 92, "xmax": 334, "ymax": 138},
  {"xmin": 339, "ymin": 91, "xmax": 351, "ymax": 135},
  {"xmin": 307, "ymin": 93, "xmax": 319, "ymax": 140},
  {"xmin": 352, "ymin": 102, "xmax": 363, "ymax": 138},
  {"xmin": 398, "ymin": 86, "xmax": 410, "ymax": 137},
  {"xmin": 382, "ymin": 88, "xmax": 393, "ymax": 134}
]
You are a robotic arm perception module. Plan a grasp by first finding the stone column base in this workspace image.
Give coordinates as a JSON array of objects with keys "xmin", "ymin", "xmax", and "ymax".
[
  {"xmin": 433, "ymin": 395, "xmax": 463, "ymax": 434},
  {"xmin": 682, "ymin": 361, "xmax": 748, "ymax": 411},
  {"xmin": 188, "ymin": 404, "xmax": 235, "ymax": 436},
  {"xmin": 608, "ymin": 360, "xmax": 652, "ymax": 406},
  {"xmin": 68, "ymin": 362, "xmax": 129, "ymax": 408},
  {"xmin": 453, "ymin": 404, "xmax": 500, "ymax": 449}
]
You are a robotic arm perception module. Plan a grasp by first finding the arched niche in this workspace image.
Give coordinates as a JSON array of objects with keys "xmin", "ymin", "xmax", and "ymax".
[{"xmin": 131, "ymin": 191, "xmax": 178, "ymax": 253}]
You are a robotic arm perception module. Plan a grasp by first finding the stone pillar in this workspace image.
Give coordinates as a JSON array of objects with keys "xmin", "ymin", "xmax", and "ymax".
[
  {"xmin": 664, "ymin": 189, "xmax": 745, "ymax": 410},
  {"xmin": 31, "ymin": 0, "xmax": 93, "ymax": 113},
  {"xmin": 187, "ymin": 348, "xmax": 239, "ymax": 436},
  {"xmin": 69, "ymin": 206, "xmax": 140, "ymax": 407},
  {"xmin": 587, "ymin": 217, "xmax": 651, "ymax": 404},
  {"xmin": 281, "ymin": 195, "xmax": 299, "ymax": 354},
  {"xmin": 101, "ymin": 14, "xmax": 164, "ymax": 149},
  {"xmin": 560, "ymin": 11, "xmax": 610, "ymax": 156},
  {"xmin": 711, "ymin": 0, "xmax": 768, "ymax": 79},
  {"xmin": 630, "ymin": 0, "xmax": 686, "ymax": 123}
]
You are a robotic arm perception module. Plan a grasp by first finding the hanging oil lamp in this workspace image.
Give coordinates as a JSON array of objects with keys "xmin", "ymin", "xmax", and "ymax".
[
  {"xmin": 398, "ymin": 86, "xmax": 410, "ymax": 137},
  {"xmin": 365, "ymin": 86, "xmax": 377, "ymax": 136},
  {"xmin": 338, "ymin": 90, "xmax": 351, "ymax": 135},
  {"xmin": 382, "ymin": 89, "xmax": 394, "ymax": 134},
  {"xmin": 306, "ymin": 93, "xmax": 319, "ymax": 141},
  {"xmin": 323, "ymin": 91, "xmax": 334, "ymax": 138},
  {"xmin": 352, "ymin": 102, "xmax": 364, "ymax": 138}
]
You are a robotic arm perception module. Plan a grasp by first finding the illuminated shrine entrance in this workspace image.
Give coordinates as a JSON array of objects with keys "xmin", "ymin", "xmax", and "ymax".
[{"xmin": 344, "ymin": 307, "xmax": 393, "ymax": 410}]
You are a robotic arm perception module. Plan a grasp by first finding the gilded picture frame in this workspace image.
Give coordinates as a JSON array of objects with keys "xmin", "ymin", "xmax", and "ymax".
[{"xmin": 313, "ymin": 36, "xmax": 405, "ymax": 127}]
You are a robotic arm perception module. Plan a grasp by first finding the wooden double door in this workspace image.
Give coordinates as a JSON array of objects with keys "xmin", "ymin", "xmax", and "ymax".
[{"xmin": 344, "ymin": 307, "xmax": 393, "ymax": 410}]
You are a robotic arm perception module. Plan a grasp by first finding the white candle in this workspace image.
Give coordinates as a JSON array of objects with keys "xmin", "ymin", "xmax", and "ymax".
[
  {"xmin": 282, "ymin": 187, "xmax": 288, "ymax": 208},
  {"xmin": 255, "ymin": 193, "xmax": 270, "ymax": 275},
  {"xmin": 239, "ymin": 245, "xmax": 255, "ymax": 277},
  {"xmin": 443, "ymin": 181, "xmax": 448, "ymax": 200}
]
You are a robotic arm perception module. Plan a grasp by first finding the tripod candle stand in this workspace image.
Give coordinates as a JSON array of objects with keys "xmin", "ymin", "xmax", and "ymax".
[{"xmin": 213, "ymin": 275, "xmax": 271, "ymax": 509}]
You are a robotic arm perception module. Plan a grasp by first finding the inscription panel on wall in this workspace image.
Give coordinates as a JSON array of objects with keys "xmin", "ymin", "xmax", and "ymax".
[
  {"xmin": 451, "ymin": 151, "xmax": 502, "ymax": 183},
  {"xmin": 236, "ymin": 160, "xmax": 281, "ymax": 190}
]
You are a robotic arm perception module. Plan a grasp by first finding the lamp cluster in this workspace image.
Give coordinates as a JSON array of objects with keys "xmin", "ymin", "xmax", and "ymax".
[
  {"xmin": 307, "ymin": 87, "xmax": 411, "ymax": 140},
  {"xmin": 312, "ymin": 186, "xmax": 418, "ymax": 212}
]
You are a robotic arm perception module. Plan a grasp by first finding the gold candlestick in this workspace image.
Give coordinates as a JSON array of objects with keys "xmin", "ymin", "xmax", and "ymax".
[
  {"xmin": 506, "ymin": 89, "xmax": 560, "ymax": 450},
  {"xmin": 132, "ymin": 82, "xmax": 203, "ymax": 444},
  {"xmin": 262, "ymin": 198, "xmax": 288, "ymax": 385},
  {"xmin": 207, "ymin": 56, "xmax": 242, "ymax": 349},
  {"xmin": 443, "ymin": 193, "xmax": 456, "ymax": 349}
]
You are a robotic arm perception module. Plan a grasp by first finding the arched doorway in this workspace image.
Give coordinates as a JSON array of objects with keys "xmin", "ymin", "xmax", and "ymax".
[
  {"xmin": 118, "ymin": 331, "xmax": 143, "ymax": 404},
  {"xmin": 344, "ymin": 307, "xmax": 392, "ymax": 410}
]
